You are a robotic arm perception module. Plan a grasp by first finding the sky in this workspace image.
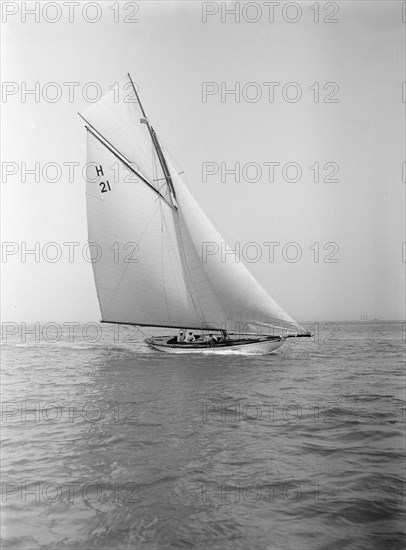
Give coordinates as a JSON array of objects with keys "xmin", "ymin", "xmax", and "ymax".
[{"xmin": 1, "ymin": 0, "xmax": 405, "ymax": 323}]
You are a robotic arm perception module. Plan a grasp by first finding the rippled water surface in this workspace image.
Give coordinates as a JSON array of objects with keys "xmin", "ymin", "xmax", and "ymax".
[{"xmin": 1, "ymin": 321, "xmax": 405, "ymax": 549}]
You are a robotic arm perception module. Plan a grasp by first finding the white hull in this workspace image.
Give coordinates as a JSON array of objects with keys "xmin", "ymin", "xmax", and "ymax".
[{"xmin": 145, "ymin": 336, "xmax": 286, "ymax": 355}]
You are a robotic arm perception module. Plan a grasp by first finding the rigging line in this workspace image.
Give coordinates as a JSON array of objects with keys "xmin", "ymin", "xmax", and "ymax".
[
  {"xmin": 171, "ymin": 212, "xmax": 206, "ymax": 326},
  {"xmin": 79, "ymin": 114, "xmax": 176, "ymax": 211},
  {"xmin": 156, "ymin": 182, "xmax": 204, "ymax": 326},
  {"xmin": 150, "ymin": 131, "xmax": 170, "ymax": 321},
  {"xmin": 151, "ymin": 141, "xmax": 170, "ymax": 205},
  {"xmin": 151, "ymin": 140, "xmax": 163, "ymax": 192},
  {"xmin": 162, "ymin": 213, "xmax": 205, "ymax": 327},
  {"xmin": 150, "ymin": 137, "xmax": 169, "ymax": 197},
  {"xmin": 159, "ymin": 207, "xmax": 181, "ymax": 299},
  {"xmin": 163, "ymin": 162, "xmax": 225, "ymax": 326},
  {"xmin": 170, "ymin": 179, "xmax": 226, "ymax": 325},
  {"xmin": 85, "ymin": 191, "xmax": 103, "ymax": 201},
  {"xmin": 156, "ymin": 188, "xmax": 171, "ymax": 324},
  {"xmin": 149, "ymin": 128, "xmax": 174, "ymax": 325},
  {"xmin": 155, "ymin": 135, "xmax": 186, "ymax": 177},
  {"xmin": 127, "ymin": 73, "xmax": 177, "ymax": 201}
]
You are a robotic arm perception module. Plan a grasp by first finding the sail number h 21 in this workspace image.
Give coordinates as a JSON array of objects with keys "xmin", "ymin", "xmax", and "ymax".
[{"xmin": 94, "ymin": 165, "xmax": 111, "ymax": 193}]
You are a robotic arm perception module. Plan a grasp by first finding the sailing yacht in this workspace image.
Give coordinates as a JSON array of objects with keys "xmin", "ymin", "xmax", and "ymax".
[{"xmin": 79, "ymin": 74, "xmax": 311, "ymax": 354}]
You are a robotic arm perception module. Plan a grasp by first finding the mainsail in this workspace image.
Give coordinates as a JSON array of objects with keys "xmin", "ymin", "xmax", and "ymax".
[{"xmin": 81, "ymin": 75, "xmax": 302, "ymax": 334}]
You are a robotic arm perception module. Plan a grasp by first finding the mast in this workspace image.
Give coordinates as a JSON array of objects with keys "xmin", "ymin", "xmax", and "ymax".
[
  {"xmin": 127, "ymin": 73, "xmax": 177, "ymax": 203},
  {"xmin": 78, "ymin": 114, "xmax": 175, "ymax": 211}
]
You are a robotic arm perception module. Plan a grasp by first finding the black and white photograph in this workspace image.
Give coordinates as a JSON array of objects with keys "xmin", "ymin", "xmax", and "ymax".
[{"xmin": 1, "ymin": 1, "xmax": 405, "ymax": 548}]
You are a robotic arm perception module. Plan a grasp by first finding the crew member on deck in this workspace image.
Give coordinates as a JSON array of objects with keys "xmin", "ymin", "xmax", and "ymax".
[
  {"xmin": 205, "ymin": 333, "xmax": 218, "ymax": 344},
  {"xmin": 177, "ymin": 330, "xmax": 185, "ymax": 343},
  {"xmin": 185, "ymin": 331, "xmax": 195, "ymax": 342}
]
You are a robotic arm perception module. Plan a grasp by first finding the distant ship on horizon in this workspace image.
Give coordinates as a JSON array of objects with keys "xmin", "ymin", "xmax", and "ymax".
[{"xmin": 360, "ymin": 314, "xmax": 379, "ymax": 321}]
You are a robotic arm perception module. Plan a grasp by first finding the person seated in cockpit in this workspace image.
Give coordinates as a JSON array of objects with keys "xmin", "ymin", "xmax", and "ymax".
[
  {"xmin": 177, "ymin": 330, "xmax": 186, "ymax": 343},
  {"xmin": 185, "ymin": 330, "xmax": 195, "ymax": 342}
]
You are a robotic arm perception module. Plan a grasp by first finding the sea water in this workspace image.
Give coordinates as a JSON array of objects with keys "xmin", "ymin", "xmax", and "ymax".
[{"xmin": 1, "ymin": 321, "xmax": 405, "ymax": 549}]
